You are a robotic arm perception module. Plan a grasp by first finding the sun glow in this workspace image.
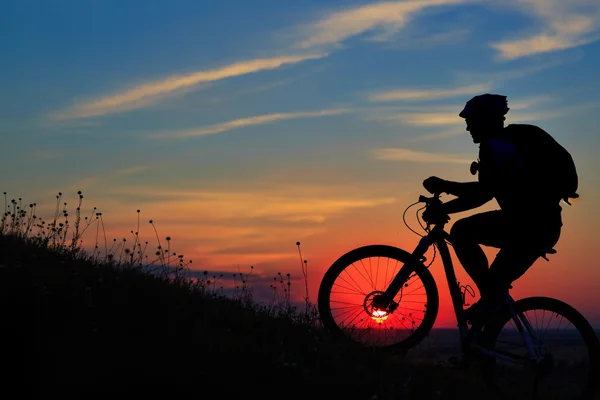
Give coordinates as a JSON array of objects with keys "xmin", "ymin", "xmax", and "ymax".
[{"xmin": 372, "ymin": 310, "xmax": 389, "ymax": 323}]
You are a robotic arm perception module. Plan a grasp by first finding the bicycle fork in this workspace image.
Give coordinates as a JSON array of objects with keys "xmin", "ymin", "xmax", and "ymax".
[{"xmin": 371, "ymin": 232, "xmax": 436, "ymax": 311}]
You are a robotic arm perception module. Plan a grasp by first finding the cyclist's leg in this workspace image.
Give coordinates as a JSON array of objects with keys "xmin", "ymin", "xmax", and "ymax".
[
  {"xmin": 449, "ymin": 210, "xmax": 509, "ymax": 299},
  {"xmin": 488, "ymin": 220, "xmax": 561, "ymax": 295},
  {"xmin": 488, "ymin": 247, "xmax": 540, "ymax": 297}
]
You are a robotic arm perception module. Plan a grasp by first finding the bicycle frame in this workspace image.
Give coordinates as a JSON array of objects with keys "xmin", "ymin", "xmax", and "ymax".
[
  {"xmin": 380, "ymin": 196, "xmax": 545, "ymax": 364},
  {"xmin": 382, "ymin": 220, "xmax": 475, "ymax": 342}
]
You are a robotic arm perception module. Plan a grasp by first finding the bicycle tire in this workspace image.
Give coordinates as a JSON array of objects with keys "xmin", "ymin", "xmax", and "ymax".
[
  {"xmin": 317, "ymin": 244, "xmax": 439, "ymax": 354},
  {"xmin": 480, "ymin": 296, "xmax": 600, "ymax": 400}
]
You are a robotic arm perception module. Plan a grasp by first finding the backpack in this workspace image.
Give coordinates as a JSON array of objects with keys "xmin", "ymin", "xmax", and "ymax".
[{"xmin": 502, "ymin": 124, "xmax": 579, "ymax": 205}]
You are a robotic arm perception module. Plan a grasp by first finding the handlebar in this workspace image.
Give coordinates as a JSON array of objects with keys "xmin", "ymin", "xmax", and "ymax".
[
  {"xmin": 417, "ymin": 193, "xmax": 449, "ymax": 229},
  {"xmin": 418, "ymin": 193, "xmax": 442, "ymax": 206}
]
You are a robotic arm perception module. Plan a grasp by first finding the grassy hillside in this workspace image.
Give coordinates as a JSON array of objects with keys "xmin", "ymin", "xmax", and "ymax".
[
  {"xmin": 0, "ymin": 192, "xmax": 512, "ymax": 399},
  {"xmin": 0, "ymin": 231, "xmax": 510, "ymax": 400}
]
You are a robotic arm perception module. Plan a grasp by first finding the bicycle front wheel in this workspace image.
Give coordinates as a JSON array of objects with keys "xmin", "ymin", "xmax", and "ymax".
[
  {"xmin": 317, "ymin": 245, "xmax": 439, "ymax": 353},
  {"xmin": 480, "ymin": 296, "xmax": 600, "ymax": 400}
]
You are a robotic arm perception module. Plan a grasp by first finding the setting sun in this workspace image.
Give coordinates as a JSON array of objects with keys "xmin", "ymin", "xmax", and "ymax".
[{"xmin": 371, "ymin": 310, "xmax": 389, "ymax": 323}]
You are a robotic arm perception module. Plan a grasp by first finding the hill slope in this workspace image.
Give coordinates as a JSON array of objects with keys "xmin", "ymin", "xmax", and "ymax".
[{"xmin": 0, "ymin": 233, "xmax": 499, "ymax": 400}]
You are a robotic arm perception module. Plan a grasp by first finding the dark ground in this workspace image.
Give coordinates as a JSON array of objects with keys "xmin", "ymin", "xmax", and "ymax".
[{"xmin": 2, "ymin": 233, "xmax": 595, "ymax": 399}]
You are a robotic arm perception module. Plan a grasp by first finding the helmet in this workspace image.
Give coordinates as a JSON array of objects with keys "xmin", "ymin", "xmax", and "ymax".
[{"xmin": 459, "ymin": 93, "xmax": 509, "ymax": 119}]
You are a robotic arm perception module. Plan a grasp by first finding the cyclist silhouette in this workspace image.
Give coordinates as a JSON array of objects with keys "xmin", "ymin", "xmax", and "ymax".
[{"xmin": 422, "ymin": 94, "xmax": 567, "ymax": 324}]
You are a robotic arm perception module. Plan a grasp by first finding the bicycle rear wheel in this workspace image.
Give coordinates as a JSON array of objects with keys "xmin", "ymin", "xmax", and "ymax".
[
  {"xmin": 480, "ymin": 296, "xmax": 600, "ymax": 400},
  {"xmin": 317, "ymin": 245, "xmax": 439, "ymax": 353}
]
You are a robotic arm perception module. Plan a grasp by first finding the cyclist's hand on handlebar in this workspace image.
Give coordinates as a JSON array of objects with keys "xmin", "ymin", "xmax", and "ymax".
[
  {"xmin": 422, "ymin": 206, "xmax": 450, "ymax": 225},
  {"xmin": 423, "ymin": 176, "xmax": 449, "ymax": 195}
]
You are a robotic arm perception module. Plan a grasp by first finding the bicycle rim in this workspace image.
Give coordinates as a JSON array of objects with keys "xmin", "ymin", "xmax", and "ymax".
[
  {"xmin": 480, "ymin": 296, "xmax": 600, "ymax": 400},
  {"xmin": 317, "ymin": 245, "xmax": 439, "ymax": 353}
]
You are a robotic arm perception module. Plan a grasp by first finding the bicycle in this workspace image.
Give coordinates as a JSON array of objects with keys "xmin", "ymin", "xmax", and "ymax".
[{"xmin": 317, "ymin": 193, "xmax": 600, "ymax": 399}]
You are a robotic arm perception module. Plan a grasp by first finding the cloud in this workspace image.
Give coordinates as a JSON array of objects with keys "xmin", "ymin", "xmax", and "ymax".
[
  {"xmin": 51, "ymin": 54, "xmax": 326, "ymax": 120},
  {"xmin": 52, "ymin": 164, "xmax": 152, "ymax": 194},
  {"xmin": 372, "ymin": 148, "xmax": 472, "ymax": 164},
  {"xmin": 384, "ymin": 111, "xmax": 462, "ymax": 127},
  {"xmin": 375, "ymin": 95, "xmax": 554, "ymax": 128},
  {"xmin": 491, "ymin": 0, "xmax": 600, "ymax": 60},
  {"xmin": 400, "ymin": 97, "xmax": 557, "ymax": 141},
  {"xmin": 405, "ymin": 128, "xmax": 466, "ymax": 143},
  {"xmin": 148, "ymin": 109, "xmax": 349, "ymax": 138},
  {"xmin": 369, "ymin": 83, "xmax": 491, "ymax": 102},
  {"xmin": 296, "ymin": 0, "xmax": 468, "ymax": 50},
  {"xmin": 293, "ymin": 0, "xmax": 598, "ymax": 59},
  {"xmin": 33, "ymin": 183, "xmax": 400, "ymax": 266},
  {"xmin": 393, "ymin": 99, "xmax": 599, "ymax": 143},
  {"xmin": 369, "ymin": 56, "xmax": 568, "ymax": 105},
  {"xmin": 103, "ymin": 184, "xmax": 397, "ymax": 224},
  {"xmin": 508, "ymin": 101, "xmax": 600, "ymax": 123}
]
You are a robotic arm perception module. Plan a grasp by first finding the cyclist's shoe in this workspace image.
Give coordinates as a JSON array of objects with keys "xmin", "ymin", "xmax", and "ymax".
[{"xmin": 463, "ymin": 297, "xmax": 504, "ymax": 325}]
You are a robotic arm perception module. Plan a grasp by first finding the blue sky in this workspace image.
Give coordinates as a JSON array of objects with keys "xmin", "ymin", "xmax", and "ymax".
[{"xmin": 2, "ymin": 0, "xmax": 600, "ymax": 325}]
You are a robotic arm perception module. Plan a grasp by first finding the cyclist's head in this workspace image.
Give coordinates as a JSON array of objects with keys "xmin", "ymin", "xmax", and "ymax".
[{"xmin": 459, "ymin": 94, "xmax": 509, "ymax": 143}]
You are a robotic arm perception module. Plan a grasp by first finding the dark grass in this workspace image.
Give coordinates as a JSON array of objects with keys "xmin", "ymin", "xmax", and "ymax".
[
  {"xmin": 1, "ymin": 232, "xmax": 472, "ymax": 400},
  {"xmin": 0, "ymin": 191, "xmax": 559, "ymax": 399}
]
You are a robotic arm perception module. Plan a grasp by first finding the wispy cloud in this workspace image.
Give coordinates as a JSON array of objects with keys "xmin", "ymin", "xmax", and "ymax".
[
  {"xmin": 294, "ymin": 0, "xmax": 598, "ymax": 59},
  {"xmin": 369, "ymin": 83, "xmax": 491, "ymax": 102},
  {"xmin": 508, "ymin": 101, "xmax": 600, "ymax": 123},
  {"xmin": 96, "ymin": 184, "xmax": 397, "ymax": 224},
  {"xmin": 296, "ymin": 0, "xmax": 468, "ymax": 50},
  {"xmin": 372, "ymin": 148, "xmax": 472, "ymax": 164},
  {"xmin": 367, "ymin": 56, "xmax": 565, "ymax": 105},
  {"xmin": 374, "ymin": 96, "xmax": 555, "ymax": 129},
  {"xmin": 55, "ymin": 164, "xmax": 152, "ymax": 194},
  {"xmin": 405, "ymin": 128, "xmax": 466, "ymax": 143},
  {"xmin": 392, "ymin": 99, "xmax": 599, "ymax": 142},
  {"xmin": 51, "ymin": 54, "xmax": 326, "ymax": 120},
  {"xmin": 384, "ymin": 111, "xmax": 462, "ymax": 127},
  {"xmin": 148, "ymin": 109, "xmax": 349, "ymax": 138},
  {"xmin": 492, "ymin": 0, "xmax": 600, "ymax": 60}
]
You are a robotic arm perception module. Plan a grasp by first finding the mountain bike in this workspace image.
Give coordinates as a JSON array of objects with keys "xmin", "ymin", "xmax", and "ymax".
[{"xmin": 318, "ymin": 194, "xmax": 600, "ymax": 399}]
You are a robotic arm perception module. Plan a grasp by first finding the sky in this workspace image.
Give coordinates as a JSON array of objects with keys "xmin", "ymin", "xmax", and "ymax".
[{"xmin": 2, "ymin": 0, "xmax": 600, "ymax": 329}]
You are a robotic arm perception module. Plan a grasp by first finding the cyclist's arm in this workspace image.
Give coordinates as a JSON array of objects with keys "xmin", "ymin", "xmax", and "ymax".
[
  {"xmin": 443, "ymin": 181, "xmax": 486, "ymax": 198},
  {"xmin": 442, "ymin": 182, "xmax": 493, "ymax": 214}
]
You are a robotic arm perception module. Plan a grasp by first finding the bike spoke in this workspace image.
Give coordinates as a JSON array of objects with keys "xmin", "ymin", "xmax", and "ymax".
[
  {"xmin": 402, "ymin": 282, "xmax": 425, "ymax": 297},
  {"xmin": 349, "ymin": 262, "xmax": 373, "ymax": 292},
  {"xmin": 375, "ymin": 257, "xmax": 381, "ymax": 291},
  {"xmin": 321, "ymin": 249, "xmax": 437, "ymax": 351},
  {"xmin": 331, "ymin": 289, "xmax": 365, "ymax": 296},
  {"xmin": 331, "ymin": 280, "xmax": 364, "ymax": 294},
  {"xmin": 341, "ymin": 269, "xmax": 367, "ymax": 295},
  {"xmin": 357, "ymin": 259, "xmax": 375, "ymax": 290},
  {"xmin": 484, "ymin": 298, "xmax": 597, "ymax": 400}
]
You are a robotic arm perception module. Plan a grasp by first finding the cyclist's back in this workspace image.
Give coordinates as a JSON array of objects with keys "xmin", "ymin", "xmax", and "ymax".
[
  {"xmin": 477, "ymin": 123, "xmax": 563, "ymax": 225},
  {"xmin": 421, "ymin": 94, "xmax": 577, "ymax": 323}
]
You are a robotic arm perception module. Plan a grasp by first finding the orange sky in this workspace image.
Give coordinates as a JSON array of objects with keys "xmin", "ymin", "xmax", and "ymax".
[{"xmin": 25, "ymin": 173, "xmax": 598, "ymax": 331}]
